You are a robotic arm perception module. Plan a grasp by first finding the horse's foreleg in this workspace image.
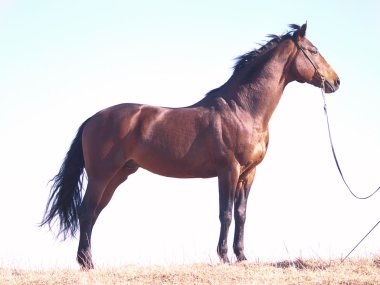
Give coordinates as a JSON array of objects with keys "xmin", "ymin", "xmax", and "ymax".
[
  {"xmin": 77, "ymin": 179, "xmax": 106, "ymax": 270},
  {"xmin": 217, "ymin": 165, "xmax": 239, "ymax": 263},
  {"xmin": 233, "ymin": 167, "xmax": 256, "ymax": 262}
]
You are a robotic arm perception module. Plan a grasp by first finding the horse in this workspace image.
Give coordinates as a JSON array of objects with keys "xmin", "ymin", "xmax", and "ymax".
[{"xmin": 41, "ymin": 23, "xmax": 340, "ymax": 269}]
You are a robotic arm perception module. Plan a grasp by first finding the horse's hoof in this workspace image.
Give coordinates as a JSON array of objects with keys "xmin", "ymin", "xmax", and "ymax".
[
  {"xmin": 80, "ymin": 264, "xmax": 94, "ymax": 271},
  {"xmin": 236, "ymin": 254, "xmax": 247, "ymax": 262},
  {"xmin": 77, "ymin": 252, "xmax": 94, "ymax": 270},
  {"xmin": 219, "ymin": 255, "xmax": 230, "ymax": 264}
]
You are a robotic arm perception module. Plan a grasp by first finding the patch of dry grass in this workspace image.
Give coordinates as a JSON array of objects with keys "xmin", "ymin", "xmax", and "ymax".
[{"xmin": 1, "ymin": 257, "xmax": 380, "ymax": 285}]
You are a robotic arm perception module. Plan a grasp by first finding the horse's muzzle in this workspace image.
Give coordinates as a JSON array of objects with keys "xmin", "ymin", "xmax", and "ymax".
[{"xmin": 324, "ymin": 77, "xmax": 340, "ymax": 93}]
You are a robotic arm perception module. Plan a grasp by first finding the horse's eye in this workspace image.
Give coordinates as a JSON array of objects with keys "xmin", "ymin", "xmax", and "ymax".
[{"xmin": 310, "ymin": 49, "xmax": 318, "ymax": 56}]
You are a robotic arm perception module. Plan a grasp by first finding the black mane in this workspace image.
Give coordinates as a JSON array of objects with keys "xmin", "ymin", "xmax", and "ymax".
[
  {"xmin": 201, "ymin": 24, "xmax": 301, "ymax": 100},
  {"xmin": 233, "ymin": 24, "xmax": 301, "ymax": 71}
]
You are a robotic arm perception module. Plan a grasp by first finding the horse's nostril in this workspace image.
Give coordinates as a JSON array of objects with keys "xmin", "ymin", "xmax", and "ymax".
[{"xmin": 335, "ymin": 77, "xmax": 341, "ymax": 87}]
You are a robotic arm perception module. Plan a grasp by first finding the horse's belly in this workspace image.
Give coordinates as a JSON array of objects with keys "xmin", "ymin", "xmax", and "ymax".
[
  {"xmin": 139, "ymin": 160, "xmax": 217, "ymax": 179},
  {"xmin": 134, "ymin": 151, "xmax": 217, "ymax": 179}
]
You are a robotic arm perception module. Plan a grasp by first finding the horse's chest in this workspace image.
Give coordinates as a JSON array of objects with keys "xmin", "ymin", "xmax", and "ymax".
[{"xmin": 237, "ymin": 133, "xmax": 269, "ymax": 166}]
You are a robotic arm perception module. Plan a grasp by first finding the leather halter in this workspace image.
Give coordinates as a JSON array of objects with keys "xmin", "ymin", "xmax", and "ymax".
[{"xmin": 293, "ymin": 37, "xmax": 325, "ymax": 88}]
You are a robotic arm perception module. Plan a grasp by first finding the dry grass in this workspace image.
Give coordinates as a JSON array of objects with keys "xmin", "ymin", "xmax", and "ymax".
[{"xmin": 1, "ymin": 257, "xmax": 380, "ymax": 285}]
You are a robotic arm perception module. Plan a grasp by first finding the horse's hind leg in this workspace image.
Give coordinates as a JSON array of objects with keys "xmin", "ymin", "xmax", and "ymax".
[
  {"xmin": 94, "ymin": 166, "xmax": 139, "ymax": 223},
  {"xmin": 77, "ymin": 179, "xmax": 107, "ymax": 269},
  {"xmin": 77, "ymin": 166, "xmax": 138, "ymax": 269}
]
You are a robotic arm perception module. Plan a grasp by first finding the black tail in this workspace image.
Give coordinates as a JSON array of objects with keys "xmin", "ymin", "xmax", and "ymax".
[{"xmin": 40, "ymin": 118, "xmax": 90, "ymax": 240}]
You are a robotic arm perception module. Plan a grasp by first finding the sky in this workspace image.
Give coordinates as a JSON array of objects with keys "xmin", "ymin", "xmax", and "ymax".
[{"xmin": 0, "ymin": 0, "xmax": 380, "ymax": 269}]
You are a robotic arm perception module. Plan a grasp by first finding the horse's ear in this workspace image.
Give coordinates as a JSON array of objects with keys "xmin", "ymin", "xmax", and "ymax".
[{"xmin": 298, "ymin": 22, "xmax": 307, "ymax": 38}]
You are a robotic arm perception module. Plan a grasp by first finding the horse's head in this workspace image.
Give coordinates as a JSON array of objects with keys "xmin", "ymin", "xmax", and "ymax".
[{"xmin": 289, "ymin": 23, "xmax": 340, "ymax": 93}]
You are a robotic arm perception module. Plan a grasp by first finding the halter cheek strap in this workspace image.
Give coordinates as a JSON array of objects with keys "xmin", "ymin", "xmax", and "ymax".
[{"xmin": 293, "ymin": 38, "xmax": 326, "ymax": 90}]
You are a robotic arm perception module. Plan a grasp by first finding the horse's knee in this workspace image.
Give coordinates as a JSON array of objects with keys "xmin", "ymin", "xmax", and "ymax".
[
  {"xmin": 235, "ymin": 206, "xmax": 247, "ymax": 224},
  {"xmin": 219, "ymin": 211, "xmax": 232, "ymax": 226}
]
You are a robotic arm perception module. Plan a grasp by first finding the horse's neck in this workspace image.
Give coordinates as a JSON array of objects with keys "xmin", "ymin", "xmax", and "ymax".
[{"xmin": 226, "ymin": 55, "xmax": 290, "ymax": 128}]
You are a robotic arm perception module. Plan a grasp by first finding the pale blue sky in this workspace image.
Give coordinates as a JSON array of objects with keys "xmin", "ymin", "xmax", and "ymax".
[{"xmin": 1, "ymin": 0, "xmax": 380, "ymax": 268}]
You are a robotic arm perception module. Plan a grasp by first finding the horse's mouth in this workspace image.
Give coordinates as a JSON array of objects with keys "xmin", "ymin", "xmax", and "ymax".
[{"xmin": 324, "ymin": 80, "xmax": 338, "ymax": 93}]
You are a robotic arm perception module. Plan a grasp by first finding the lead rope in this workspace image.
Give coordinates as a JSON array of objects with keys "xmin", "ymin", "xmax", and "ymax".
[
  {"xmin": 296, "ymin": 39, "xmax": 380, "ymax": 260},
  {"xmin": 320, "ymin": 82, "xmax": 380, "ymax": 200},
  {"xmin": 320, "ymin": 81, "xmax": 380, "ymax": 262}
]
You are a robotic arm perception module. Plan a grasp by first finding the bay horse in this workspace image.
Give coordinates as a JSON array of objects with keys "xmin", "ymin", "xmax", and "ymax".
[{"xmin": 41, "ymin": 23, "xmax": 340, "ymax": 269}]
